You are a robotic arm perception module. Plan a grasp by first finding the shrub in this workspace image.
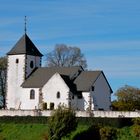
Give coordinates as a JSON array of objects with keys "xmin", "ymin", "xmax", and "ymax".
[
  {"xmin": 73, "ymin": 125, "xmax": 100, "ymax": 140},
  {"xmin": 47, "ymin": 105, "xmax": 77, "ymax": 140},
  {"xmin": 0, "ymin": 116, "xmax": 48, "ymax": 124},
  {"xmin": 132, "ymin": 125, "xmax": 140, "ymax": 138},
  {"xmin": 0, "ymin": 134, "xmax": 5, "ymax": 140},
  {"xmin": 132, "ymin": 118, "xmax": 140, "ymax": 125},
  {"xmin": 99, "ymin": 126, "xmax": 117, "ymax": 140},
  {"xmin": 77, "ymin": 117, "xmax": 132, "ymax": 128}
]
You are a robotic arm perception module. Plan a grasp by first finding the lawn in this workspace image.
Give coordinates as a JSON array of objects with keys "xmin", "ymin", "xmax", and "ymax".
[
  {"xmin": 0, "ymin": 123, "xmax": 48, "ymax": 140},
  {"xmin": 0, "ymin": 117, "xmax": 138, "ymax": 140}
]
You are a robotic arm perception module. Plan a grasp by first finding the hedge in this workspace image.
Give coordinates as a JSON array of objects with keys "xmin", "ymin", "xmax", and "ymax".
[
  {"xmin": 77, "ymin": 117, "xmax": 133, "ymax": 128},
  {"xmin": 0, "ymin": 116, "xmax": 133, "ymax": 127}
]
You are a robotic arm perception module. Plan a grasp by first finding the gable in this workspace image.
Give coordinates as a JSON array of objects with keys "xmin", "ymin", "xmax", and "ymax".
[
  {"xmin": 42, "ymin": 72, "xmax": 70, "ymax": 92},
  {"xmin": 74, "ymin": 71, "xmax": 113, "ymax": 93},
  {"xmin": 74, "ymin": 71, "xmax": 101, "ymax": 91}
]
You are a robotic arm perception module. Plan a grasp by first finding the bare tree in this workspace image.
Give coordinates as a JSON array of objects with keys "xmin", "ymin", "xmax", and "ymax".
[
  {"xmin": 46, "ymin": 44, "xmax": 87, "ymax": 68},
  {"xmin": 0, "ymin": 57, "xmax": 7, "ymax": 108}
]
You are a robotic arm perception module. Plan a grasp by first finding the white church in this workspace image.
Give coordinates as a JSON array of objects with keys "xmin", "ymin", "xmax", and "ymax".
[{"xmin": 6, "ymin": 33, "xmax": 112, "ymax": 111}]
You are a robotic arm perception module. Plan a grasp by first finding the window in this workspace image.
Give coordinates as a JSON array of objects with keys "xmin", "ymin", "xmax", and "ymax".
[
  {"xmin": 72, "ymin": 95, "xmax": 74, "ymax": 99},
  {"xmin": 77, "ymin": 93, "xmax": 83, "ymax": 99},
  {"xmin": 92, "ymin": 86, "xmax": 94, "ymax": 91},
  {"xmin": 30, "ymin": 61, "xmax": 34, "ymax": 68},
  {"xmin": 16, "ymin": 59, "xmax": 19, "ymax": 64},
  {"xmin": 50, "ymin": 102, "xmax": 54, "ymax": 110},
  {"xmin": 30, "ymin": 89, "xmax": 35, "ymax": 99},
  {"xmin": 57, "ymin": 91, "xmax": 60, "ymax": 98},
  {"xmin": 43, "ymin": 102, "xmax": 47, "ymax": 110}
]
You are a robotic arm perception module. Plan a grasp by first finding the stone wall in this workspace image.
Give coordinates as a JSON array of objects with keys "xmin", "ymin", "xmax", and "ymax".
[
  {"xmin": 0, "ymin": 110, "xmax": 140, "ymax": 118},
  {"xmin": 76, "ymin": 111, "xmax": 140, "ymax": 118}
]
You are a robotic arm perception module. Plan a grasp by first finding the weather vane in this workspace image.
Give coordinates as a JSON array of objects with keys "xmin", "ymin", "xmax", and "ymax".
[{"xmin": 24, "ymin": 16, "xmax": 27, "ymax": 34}]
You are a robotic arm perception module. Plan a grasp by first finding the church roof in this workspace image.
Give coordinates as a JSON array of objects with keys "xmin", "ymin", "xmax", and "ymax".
[
  {"xmin": 7, "ymin": 34, "xmax": 43, "ymax": 56},
  {"xmin": 74, "ymin": 71, "xmax": 113, "ymax": 92},
  {"xmin": 22, "ymin": 66, "xmax": 112, "ymax": 93},
  {"xmin": 22, "ymin": 66, "xmax": 82, "ymax": 88}
]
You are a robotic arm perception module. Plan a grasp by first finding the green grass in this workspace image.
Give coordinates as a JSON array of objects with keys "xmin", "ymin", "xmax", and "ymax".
[
  {"xmin": 0, "ymin": 123, "xmax": 48, "ymax": 140},
  {"xmin": 117, "ymin": 127, "xmax": 137, "ymax": 140},
  {"xmin": 0, "ymin": 123, "xmax": 137, "ymax": 140},
  {"xmin": 0, "ymin": 123, "xmax": 90, "ymax": 140}
]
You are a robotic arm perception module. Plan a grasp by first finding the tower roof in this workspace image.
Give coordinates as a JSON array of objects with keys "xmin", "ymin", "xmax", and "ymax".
[{"xmin": 7, "ymin": 34, "xmax": 43, "ymax": 56}]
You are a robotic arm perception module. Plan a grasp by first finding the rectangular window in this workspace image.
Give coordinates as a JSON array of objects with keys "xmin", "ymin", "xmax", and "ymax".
[
  {"xmin": 16, "ymin": 59, "xmax": 19, "ymax": 63},
  {"xmin": 92, "ymin": 86, "xmax": 94, "ymax": 91},
  {"xmin": 77, "ymin": 93, "xmax": 83, "ymax": 99},
  {"xmin": 50, "ymin": 102, "xmax": 54, "ymax": 110},
  {"xmin": 72, "ymin": 95, "xmax": 74, "ymax": 99}
]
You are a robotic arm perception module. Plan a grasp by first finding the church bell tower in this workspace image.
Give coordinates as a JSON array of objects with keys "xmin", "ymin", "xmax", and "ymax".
[{"xmin": 6, "ymin": 33, "xmax": 43, "ymax": 109}]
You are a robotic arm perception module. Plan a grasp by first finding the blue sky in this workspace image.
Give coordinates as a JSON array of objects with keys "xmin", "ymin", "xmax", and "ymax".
[{"xmin": 0, "ymin": 0, "xmax": 140, "ymax": 99}]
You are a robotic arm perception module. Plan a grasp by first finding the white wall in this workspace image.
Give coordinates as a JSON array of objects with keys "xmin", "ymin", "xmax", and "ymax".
[
  {"xmin": 42, "ymin": 73, "xmax": 70, "ymax": 109},
  {"xmin": 76, "ymin": 111, "xmax": 140, "ymax": 118},
  {"xmin": 92, "ymin": 73, "xmax": 111, "ymax": 110},
  {"xmin": 79, "ymin": 92, "xmax": 90, "ymax": 111},
  {"xmin": 0, "ymin": 110, "xmax": 140, "ymax": 118},
  {"xmin": 6, "ymin": 55, "xmax": 26, "ymax": 109},
  {"xmin": 20, "ymin": 88, "xmax": 39, "ymax": 110},
  {"xmin": 6, "ymin": 54, "xmax": 41, "ymax": 110}
]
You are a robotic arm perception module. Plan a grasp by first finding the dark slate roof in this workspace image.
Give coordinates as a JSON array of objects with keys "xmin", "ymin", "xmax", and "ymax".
[
  {"xmin": 74, "ymin": 71, "xmax": 113, "ymax": 93},
  {"xmin": 7, "ymin": 34, "xmax": 43, "ymax": 56},
  {"xmin": 22, "ymin": 66, "xmax": 82, "ymax": 88}
]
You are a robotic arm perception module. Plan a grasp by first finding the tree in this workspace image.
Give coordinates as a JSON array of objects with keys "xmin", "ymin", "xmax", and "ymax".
[
  {"xmin": 112, "ymin": 85, "xmax": 140, "ymax": 111},
  {"xmin": 46, "ymin": 44, "xmax": 87, "ymax": 68},
  {"xmin": 47, "ymin": 105, "xmax": 77, "ymax": 140},
  {"xmin": 0, "ymin": 57, "xmax": 7, "ymax": 108}
]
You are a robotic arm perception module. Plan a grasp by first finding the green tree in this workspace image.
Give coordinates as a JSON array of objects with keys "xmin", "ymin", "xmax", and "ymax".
[
  {"xmin": 46, "ymin": 44, "xmax": 87, "ymax": 69},
  {"xmin": 0, "ymin": 57, "xmax": 7, "ymax": 108},
  {"xmin": 47, "ymin": 105, "xmax": 77, "ymax": 140},
  {"xmin": 112, "ymin": 85, "xmax": 140, "ymax": 111}
]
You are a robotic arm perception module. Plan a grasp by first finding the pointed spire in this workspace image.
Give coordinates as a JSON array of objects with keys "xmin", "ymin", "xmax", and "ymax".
[
  {"xmin": 24, "ymin": 16, "xmax": 27, "ymax": 34},
  {"xmin": 7, "ymin": 34, "xmax": 43, "ymax": 56}
]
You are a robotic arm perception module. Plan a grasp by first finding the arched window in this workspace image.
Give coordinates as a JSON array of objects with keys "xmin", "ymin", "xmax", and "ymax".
[
  {"xmin": 57, "ymin": 91, "xmax": 60, "ymax": 99},
  {"xmin": 16, "ymin": 59, "xmax": 19, "ymax": 64},
  {"xmin": 30, "ymin": 89, "xmax": 35, "ymax": 99}
]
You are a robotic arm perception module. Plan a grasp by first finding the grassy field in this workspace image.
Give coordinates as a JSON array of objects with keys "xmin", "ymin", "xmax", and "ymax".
[
  {"xmin": 0, "ymin": 123, "xmax": 48, "ymax": 140},
  {"xmin": 0, "ymin": 123, "xmax": 137, "ymax": 140},
  {"xmin": 0, "ymin": 117, "xmax": 138, "ymax": 140}
]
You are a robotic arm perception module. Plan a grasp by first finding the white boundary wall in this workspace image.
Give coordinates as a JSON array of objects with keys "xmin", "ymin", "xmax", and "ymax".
[{"xmin": 0, "ymin": 110, "xmax": 140, "ymax": 118}]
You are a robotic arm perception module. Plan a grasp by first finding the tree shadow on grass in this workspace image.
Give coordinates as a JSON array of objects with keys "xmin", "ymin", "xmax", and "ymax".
[{"xmin": 73, "ymin": 126, "xmax": 100, "ymax": 140}]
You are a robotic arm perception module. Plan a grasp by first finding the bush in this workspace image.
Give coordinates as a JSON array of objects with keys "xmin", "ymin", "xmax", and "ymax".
[
  {"xmin": 132, "ymin": 118, "xmax": 140, "ymax": 125},
  {"xmin": 132, "ymin": 125, "xmax": 140, "ymax": 138},
  {"xmin": 73, "ymin": 125, "xmax": 100, "ymax": 140},
  {"xmin": 99, "ymin": 126, "xmax": 117, "ymax": 140},
  {"xmin": 0, "ymin": 116, "xmax": 48, "ymax": 124},
  {"xmin": 77, "ymin": 117, "xmax": 132, "ymax": 128},
  {"xmin": 47, "ymin": 105, "xmax": 77, "ymax": 140}
]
